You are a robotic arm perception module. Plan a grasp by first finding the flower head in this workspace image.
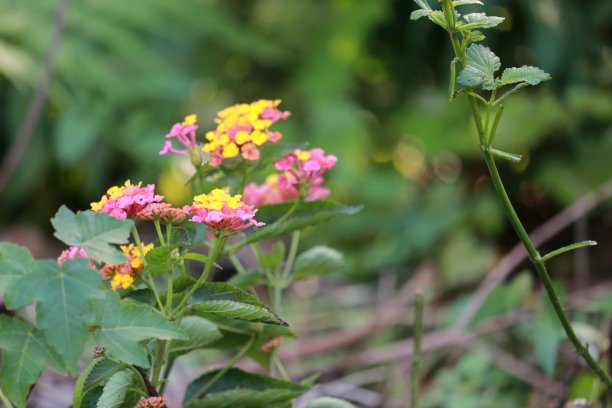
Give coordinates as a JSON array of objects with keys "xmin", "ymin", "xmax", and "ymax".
[
  {"xmin": 136, "ymin": 202, "xmax": 187, "ymax": 224},
  {"xmin": 58, "ymin": 246, "xmax": 94, "ymax": 267},
  {"xmin": 244, "ymin": 148, "xmax": 336, "ymax": 205},
  {"xmin": 183, "ymin": 188, "xmax": 264, "ymax": 234},
  {"xmin": 100, "ymin": 243, "xmax": 153, "ymax": 290},
  {"xmin": 91, "ymin": 180, "xmax": 164, "ymax": 220},
  {"xmin": 136, "ymin": 397, "xmax": 168, "ymax": 408},
  {"xmin": 203, "ymin": 100, "xmax": 289, "ymax": 166},
  {"xmin": 160, "ymin": 114, "xmax": 199, "ymax": 155}
]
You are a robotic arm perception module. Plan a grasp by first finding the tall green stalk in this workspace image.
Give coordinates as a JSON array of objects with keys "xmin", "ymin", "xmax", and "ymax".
[{"xmin": 412, "ymin": 0, "xmax": 612, "ymax": 387}]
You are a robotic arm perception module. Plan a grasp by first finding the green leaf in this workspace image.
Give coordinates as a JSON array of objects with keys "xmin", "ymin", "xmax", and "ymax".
[
  {"xmin": 227, "ymin": 270, "xmax": 266, "ymax": 289},
  {"xmin": 188, "ymin": 283, "xmax": 287, "ymax": 326},
  {"xmin": 410, "ymin": 9, "xmax": 431, "ymax": 21},
  {"xmin": 6, "ymin": 259, "xmax": 106, "ymax": 372},
  {"xmin": 259, "ymin": 241, "xmax": 286, "ymax": 269},
  {"xmin": 0, "ymin": 316, "xmax": 66, "ymax": 408},
  {"xmin": 306, "ymin": 397, "xmax": 359, "ymax": 408},
  {"xmin": 237, "ymin": 200, "xmax": 362, "ymax": 249},
  {"xmin": 293, "ymin": 246, "xmax": 344, "ymax": 281},
  {"xmin": 412, "ymin": 0, "xmax": 432, "ymax": 11},
  {"xmin": 489, "ymin": 148, "xmax": 523, "ymax": 163},
  {"xmin": 500, "ymin": 66, "xmax": 551, "ymax": 86},
  {"xmin": 184, "ymin": 368, "xmax": 308, "ymax": 407},
  {"xmin": 96, "ymin": 369, "xmax": 134, "ymax": 408},
  {"xmin": 168, "ymin": 316, "xmax": 223, "ymax": 355},
  {"xmin": 457, "ymin": 44, "xmax": 501, "ymax": 90},
  {"xmin": 73, "ymin": 358, "xmax": 122, "ymax": 408},
  {"xmin": 92, "ymin": 292, "xmax": 185, "ymax": 367},
  {"xmin": 144, "ymin": 245, "xmax": 180, "ymax": 276},
  {"xmin": 0, "ymin": 242, "xmax": 36, "ymax": 294},
  {"xmin": 461, "ymin": 13, "xmax": 504, "ymax": 29},
  {"xmin": 453, "ymin": 0, "xmax": 483, "ymax": 6},
  {"xmin": 51, "ymin": 206, "xmax": 134, "ymax": 264}
]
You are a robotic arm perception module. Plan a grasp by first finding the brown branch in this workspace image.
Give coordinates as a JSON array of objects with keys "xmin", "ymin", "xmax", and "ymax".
[
  {"xmin": 0, "ymin": 0, "xmax": 72, "ymax": 193},
  {"xmin": 134, "ymin": 366, "xmax": 160, "ymax": 397},
  {"xmin": 453, "ymin": 178, "xmax": 612, "ymax": 330}
]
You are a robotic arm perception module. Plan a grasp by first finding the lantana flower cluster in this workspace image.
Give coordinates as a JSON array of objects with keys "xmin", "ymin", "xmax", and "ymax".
[
  {"xmin": 244, "ymin": 148, "xmax": 337, "ymax": 206},
  {"xmin": 100, "ymin": 243, "xmax": 153, "ymax": 290},
  {"xmin": 135, "ymin": 397, "xmax": 168, "ymax": 408},
  {"xmin": 160, "ymin": 114, "xmax": 198, "ymax": 156},
  {"xmin": 57, "ymin": 246, "xmax": 94, "ymax": 267},
  {"xmin": 203, "ymin": 99, "xmax": 290, "ymax": 166},
  {"xmin": 91, "ymin": 180, "xmax": 164, "ymax": 220},
  {"xmin": 183, "ymin": 188, "xmax": 264, "ymax": 234}
]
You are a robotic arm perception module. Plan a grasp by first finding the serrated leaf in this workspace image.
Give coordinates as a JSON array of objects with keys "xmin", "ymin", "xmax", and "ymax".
[
  {"xmin": 453, "ymin": 0, "xmax": 483, "ymax": 6},
  {"xmin": 0, "ymin": 242, "xmax": 36, "ymax": 294},
  {"xmin": 412, "ymin": 0, "xmax": 432, "ymax": 11},
  {"xmin": 461, "ymin": 13, "xmax": 505, "ymax": 29},
  {"xmin": 168, "ymin": 316, "xmax": 223, "ymax": 355},
  {"xmin": 184, "ymin": 368, "xmax": 308, "ymax": 407},
  {"xmin": 0, "ymin": 316, "xmax": 66, "ymax": 408},
  {"xmin": 236, "ymin": 200, "xmax": 362, "ymax": 249},
  {"xmin": 92, "ymin": 292, "xmax": 185, "ymax": 367},
  {"xmin": 457, "ymin": 44, "xmax": 501, "ymax": 90},
  {"xmin": 500, "ymin": 66, "xmax": 551, "ymax": 86},
  {"xmin": 73, "ymin": 358, "xmax": 121, "ymax": 408},
  {"xmin": 293, "ymin": 246, "xmax": 344, "ymax": 281},
  {"xmin": 306, "ymin": 397, "xmax": 359, "ymax": 408},
  {"xmin": 188, "ymin": 283, "xmax": 287, "ymax": 326},
  {"xmin": 51, "ymin": 206, "xmax": 134, "ymax": 264},
  {"xmin": 96, "ymin": 369, "xmax": 134, "ymax": 408},
  {"xmin": 6, "ymin": 259, "xmax": 105, "ymax": 372}
]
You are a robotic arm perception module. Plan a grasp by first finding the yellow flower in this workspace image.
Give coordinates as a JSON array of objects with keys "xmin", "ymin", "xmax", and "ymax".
[{"xmin": 111, "ymin": 274, "xmax": 134, "ymax": 290}]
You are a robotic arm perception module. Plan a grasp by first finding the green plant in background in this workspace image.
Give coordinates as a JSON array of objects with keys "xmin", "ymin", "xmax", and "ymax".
[
  {"xmin": 0, "ymin": 100, "xmax": 361, "ymax": 407},
  {"xmin": 411, "ymin": 0, "xmax": 611, "ymax": 388}
]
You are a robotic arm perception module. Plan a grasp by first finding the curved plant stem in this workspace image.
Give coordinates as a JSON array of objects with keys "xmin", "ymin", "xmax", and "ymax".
[
  {"xmin": 436, "ymin": 0, "xmax": 612, "ymax": 385},
  {"xmin": 151, "ymin": 340, "xmax": 167, "ymax": 388},
  {"xmin": 153, "ymin": 219, "xmax": 166, "ymax": 246},
  {"xmin": 0, "ymin": 388, "xmax": 14, "ymax": 408},
  {"xmin": 172, "ymin": 235, "xmax": 227, "ymax": 318},
  {"xmin": 482, "ymin": 151, "xmax": 612, "ymax": 387},
  {"xmin": 411, "ymin": 290, "xmax": 424, "ymax": 408},
  {"xmin": 132, "ymin": 226, "xmax": 164, "ymax": 311},
  {"xmin": 191, "ymin": 335, "xmax": 256, "ymax": 400}
]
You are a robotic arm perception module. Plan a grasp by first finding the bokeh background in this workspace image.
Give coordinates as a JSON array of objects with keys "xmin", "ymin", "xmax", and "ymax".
[{"xmin": 0, "ymin": 0, "xmax": 611, "ymax": 406}]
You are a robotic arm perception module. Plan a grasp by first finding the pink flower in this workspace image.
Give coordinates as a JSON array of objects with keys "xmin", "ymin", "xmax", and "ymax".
[
  {"xmin": 91, "ymin": 180, "xmax": 164, "ymax": 220},
  {"xmin": 57, "ymin": 246, "xmax": 94, "ymax": 267},
  {"xmin": 136, "ymin": 397, "xmax": 168, "ymax": 408},
  {"xmin": 241, "ymin": 142, "xmax": 260, "ymax": 161},
  {"xmin": 160, "ymin": 114, "xmax": 198, "ymax": 155},
  {"xmin": 243, "ymin": 174, "xmax": 299, "ymax": 206},
  {"xmin": 183, "ymin": 189, "xmax": 265, "ymax": 235}
]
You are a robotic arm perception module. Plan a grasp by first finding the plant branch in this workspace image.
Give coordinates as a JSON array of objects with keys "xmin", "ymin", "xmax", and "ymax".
[
  {"xmin": 0, "ymin": 0, "xmax": 72, "ymax": 194},
  {"xmin": 132, "ymin": 226, "xmax": 164, "ymax": 311},
  {"xmin": 134, "ymin": 366, "xmax": 159, "ymax": 397}
]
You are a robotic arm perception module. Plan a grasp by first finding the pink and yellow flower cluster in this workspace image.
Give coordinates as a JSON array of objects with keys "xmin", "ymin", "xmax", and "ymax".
[
  {"xmin": 203, "ymin": 99, "xmax": 289, "ymax": 166},
  {"xmin": 91, "ymin": 180, "xmax": 164, "ymax": 220},
  {"xmin": 183, "ymin": 188, "xmax": 264, "ymax": 234},
  {"xmin": 57, "ymin": 246, "xmax": 94, "ymax": 267},
  {"xmin": 100, "ymin": 243, "xmax": 153, "ymax": 290},
  {"xmin": 244, "ymin": 148, "xmax": 337, "ymax": 206}
]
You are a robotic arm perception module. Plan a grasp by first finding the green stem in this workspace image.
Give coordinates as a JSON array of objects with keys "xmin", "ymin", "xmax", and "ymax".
[
  {"xmin": 281, "ymin": 230, "xmax": 301, "ymax": 282},
  {"xmin": 132, "ymin": 226, "xmax": 164, "ymax": 311},
  {"xmin": 411, "ymin": 290, "xmax": 424, "ymax": 408},
  {"xmin": 229, "ymin": 252, "xmax": 247, "ymax": 274},
  {"xmin": 482, "ymin": 150, "xmax": 612, "ymax": 387},
  {"xmin": 166, "ymin": 222, "xmax": 173, "ymax": 246},
  {"xmin": 541, "ymin": 241, "xmax": 597, "ymax": 263},
  {"xmin": 275, "ymin": 197, "xmax": 301, "ymax": 226},
  {"xmin": 153, "ymin": 219, "xmax": 166, "ymax": 247},
  {"xmin": 159, "ymin": 355, "xmax": 176, "ymax": 395},
  {"xmin": 172, "ymin": 235, "xmax": 227, "ymax": 318},
  {"xmin": 151, "ymin": 340, "xmax": 167, "ymax": 388},
  {"xmin": 191, "ymin": 336, "xmax": 256, "ymax": 400},
  {"xmin": 0, "ymin": 388, "xmax": 14, "ymax": 408},
  {"xmin": 165, "ymin": 269, "xmax": 174, "ymax": 315}
]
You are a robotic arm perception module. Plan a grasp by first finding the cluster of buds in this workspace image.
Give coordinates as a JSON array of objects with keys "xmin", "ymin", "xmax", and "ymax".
[
  {"xmin": 136, "ymin": 202, "xmax": 186, "ymax": 224},
  {"xmin": 91, "ymin": 344, "xmax": 105, "ymax": 358},
  {"xmin": 244, "ymin": 148, "xmax": 337, "ymax": 206},
  {"xmin": 57, "ymin": 246, "xmax": 94, "ymax": 267},
  {"xmin": 91, "ymin": 180, "xmax": 164, "ymax": 220},
  {"xmin": 135, "ymin": 397, "xmax": 167, "ymax": 408},
  {"xmin": 183, "ymin": 188, "xmax": 264, "ymax": 235},
  {"xmin": 100, "ymin": 243, "xmax": 153, "ymax": 290},
  {"xmin": 203, "ymin": 100, "xmax": 289, "ymax": 166}
]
